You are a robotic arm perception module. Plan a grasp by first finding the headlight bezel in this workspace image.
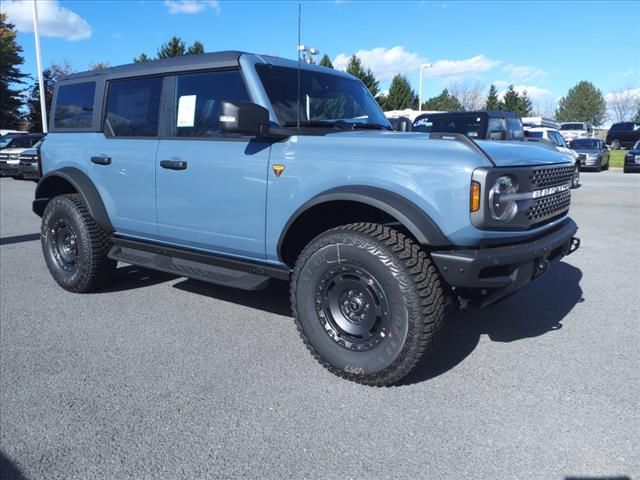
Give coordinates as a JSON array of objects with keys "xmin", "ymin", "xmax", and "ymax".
[{"xmin": 488, "ymin": 175, "xmax": 519, "ymax": 222}]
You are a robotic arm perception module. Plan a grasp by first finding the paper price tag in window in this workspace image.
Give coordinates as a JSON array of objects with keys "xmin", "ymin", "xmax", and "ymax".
[{"xmin": 177, "ymin": 95, "xmax": 196, "ymax": 127}]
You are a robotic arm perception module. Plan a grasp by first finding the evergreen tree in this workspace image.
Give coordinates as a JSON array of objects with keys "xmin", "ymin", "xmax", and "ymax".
[
  {"xmin": 502, "ymin": 85, "xmax": 521, "ymax": 114},
  {"xmin": 188, "ymin": 41, "xmax": 205, "ymax": 55},
  {"xmin": 519, "ymin": 90, "xmax": 533, "ymax": 117},
  {"xmin": 319, "ymin": 54, "xmax": 333, "ymax": 69},
  {"xmin": 0, "ymin": 13, "xmax": 28, "ymax": 129},
  {"xmin": 133, "ymin": 53, "xmax": 151, "ymax": 63},
  {"xmin": 89, "ymin": 61, "xmax": 110, "ymax": 70},
  {"xmin": 555, "ymin": 81, "xmax": 606, "ymax": 126},
  {"xmin": 157, "ymin": 36, "xmax": 186, "ymax": 58},
  {"xmin": 345, "ymin": 54, "xmax": 379, "ymax": 98},
  {"xmin": 384, "ymin": 74, "xmax": 417, "ymax": 110},
  {"xmin": 485, "ymin": 84, "xmax": 502, "ymax": 110},
  {"xmin": 422, "ymin": 89, "xmax": 463, "ymax": 111}
]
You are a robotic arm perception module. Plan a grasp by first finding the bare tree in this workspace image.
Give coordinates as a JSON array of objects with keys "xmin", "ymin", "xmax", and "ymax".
[
  {"xmin": 449, "ymin": 82, "xmax": 486, "ymax": 111},
  {"xmin": 532, "ymin": 97, "xmax": 557, "ymax": 118},
  {"xmin": 607, "ymin": 88, "xmax": 640, "ymax": 122},
  {"xmin": 89, "ymin": 61, "xmax": 110, "ymax": 71}
]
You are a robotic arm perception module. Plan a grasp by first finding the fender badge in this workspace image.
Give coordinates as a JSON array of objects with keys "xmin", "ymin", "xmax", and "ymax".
[{"xmin": 272, "ymin": 164, "xmax": 285, "ymax": 177}]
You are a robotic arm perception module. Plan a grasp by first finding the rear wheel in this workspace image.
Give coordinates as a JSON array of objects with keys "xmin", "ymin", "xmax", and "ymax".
[
  {"xmin": 41, "ymin": 194, "xmax": 116, "ymax": 292},
  {"xmin": 291, "ymin": 223, "xmax": 446, "ymax": 386}
]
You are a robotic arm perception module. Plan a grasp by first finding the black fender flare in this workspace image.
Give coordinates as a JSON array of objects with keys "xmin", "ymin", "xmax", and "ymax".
[
  {"xmin": 33, "ymin": 167, "xmax": 114, "ymax": 232},
  {"xmin": 277, "ymin": 185, "xmax": 451, "ymax": 259}
]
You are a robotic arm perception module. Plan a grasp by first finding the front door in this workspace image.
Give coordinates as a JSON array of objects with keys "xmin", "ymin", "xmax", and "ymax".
[{"xmin": 155, "ymin": 70, "xmax": 271, "ymax": 260}]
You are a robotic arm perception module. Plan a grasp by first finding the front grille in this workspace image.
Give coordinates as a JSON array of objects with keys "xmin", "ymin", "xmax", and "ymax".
[
  {"xmin": 527, "ymin": 189, "xmax": 571, "ymax": 224},
  {"xmin": 529, "ymin": 166, "xmax": 574, "ymax": 188}
]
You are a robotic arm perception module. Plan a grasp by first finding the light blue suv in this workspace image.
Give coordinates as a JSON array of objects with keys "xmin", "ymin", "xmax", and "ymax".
[{"xmin": 34, "ymin": 51, "xmax": 580, "ymax": 385}]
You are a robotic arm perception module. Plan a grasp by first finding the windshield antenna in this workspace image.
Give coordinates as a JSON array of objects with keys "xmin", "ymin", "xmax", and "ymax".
[{"xmin": 297, "ymin": 2, "xmax": 301, "ymax": 130}]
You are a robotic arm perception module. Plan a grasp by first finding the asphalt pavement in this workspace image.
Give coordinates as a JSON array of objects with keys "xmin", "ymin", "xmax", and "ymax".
[{"xmin": 1, "ymin": 171, "xmax": 638, "ymax": 480}]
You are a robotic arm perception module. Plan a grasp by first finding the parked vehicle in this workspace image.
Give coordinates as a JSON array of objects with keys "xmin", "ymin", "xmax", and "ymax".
[
  {"xmin": 0, "ymin": 131, "xmax": 29, "ymax": 149},
  {"xmin": 606, "ymin": 122, "xmax": 640, "ymax": 150},
  {"xmin": 0, "ymin": 134, "xmax": 44, "ymax": 177},
  {"xmin": 521, "ymin": 117, "xmax": 560, "ymax": 130},
  {"xmin": 524, "ymin": 127, "xmax": 580, "ymax": 187},
  {"xmin": 623, "ymin": 140, "xmax": 640, "ymax": 173},
  {"xmin": 34, "ymin": 51, "xmax": 580, "ymax": 386},
  {"xmin": 559, "ymin": 122, "xmax": 591, "ymax": 143},
  {"xmin": 569, "ymin": 138, "xmax": 610, "ymax": 172},
  {"xmin": 18, "ymin": 139, "xmax": 44, "ymax": 180},
  {"xmin": 413, "ymin": 110, "xmax": 525, "ymax": 140}
]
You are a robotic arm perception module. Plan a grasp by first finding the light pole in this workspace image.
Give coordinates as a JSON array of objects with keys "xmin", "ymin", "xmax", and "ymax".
[
  {"xmin": 32, "ymin": 0, "xmax": 47, "ymax": 132},
  {"xmin": 418, "ymin": 63, "xmax": 433, "ymax": 112}
]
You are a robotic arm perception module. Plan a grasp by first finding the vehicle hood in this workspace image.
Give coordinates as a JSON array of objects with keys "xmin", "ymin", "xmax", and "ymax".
[
  {"xmin": 19, "ymin": 148, "xmax": 37, "ymax": 156},
  {"xmin": 325, "ymin": 131, "xmax": 570, "ymax": 167},
  {"xmin": 573, "ymin": 148, "xmax": 602, "ymax": 154},
  {"xmin": 0, "ymin": 148, "xmax": 27, "ymax": 156}
]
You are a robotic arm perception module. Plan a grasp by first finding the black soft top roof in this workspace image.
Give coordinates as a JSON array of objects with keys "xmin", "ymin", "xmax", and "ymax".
[
  {"xmin": 60, "ymin": 50, "xmax": 246, "ymax": 82},
  {"xmin": 415, "ymin": 110, "xmax": 521, "ymax": 121}
]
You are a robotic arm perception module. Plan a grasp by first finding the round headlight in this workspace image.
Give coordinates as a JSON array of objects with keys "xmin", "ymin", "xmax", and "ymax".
[{"xmin": 489, "ymin": 175, "xmax": 518, "ymax": 222}]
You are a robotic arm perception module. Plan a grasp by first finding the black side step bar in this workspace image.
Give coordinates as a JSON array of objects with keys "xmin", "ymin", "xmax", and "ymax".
[{"xmin": 108, "ymin": 237, "xmax": 290, "ymax": 291}]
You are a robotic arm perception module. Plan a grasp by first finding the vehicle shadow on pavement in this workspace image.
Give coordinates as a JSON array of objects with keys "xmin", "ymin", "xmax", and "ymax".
[
  {"xmin": 100, "ymin": 265, "xmax": 179, "ymax": 292},
  {"xmin": 0, "ymin": 233, "xmax": 40, "ymax": 246},
  {"xmin": 172, "ymin": 277, "xmax": 293, "ymax": 317},
  {"xmin": 0, "ymin": 450, "xmax": 28, "ymax": 480},
  {"xmin": 399, "ymin": 262, "xmax": 584, "ymax": 386}
]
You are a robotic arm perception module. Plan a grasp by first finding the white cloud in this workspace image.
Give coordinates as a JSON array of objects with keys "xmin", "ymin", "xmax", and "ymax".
[
  {"xmin": 498, "ymin": 85, "xmax": 553, "ymax": 102},
  {"xmin": 502, "ymin": 64, "xmax": 548, "ymax": 82},
  {"xmin": 333, "ymin": 46, "xmax": 425, "ymax": 82},
  {"xmin": 422, "ymin": 55, "xmax": 501, "ymax": 80},
  {"xmin": 164, "ymin": 0, "xmax": 220, "ymax": 14},
  {"xmin": 621, "ymin": 68, "xmax": 636, "ymax": 78},
  {"xmin": 604, "ymin": 87, "xmax": 640, "ymax": 103},
  {"xmin": 1, "ymin": 0, "xmax": 91, "ymax": 40}
]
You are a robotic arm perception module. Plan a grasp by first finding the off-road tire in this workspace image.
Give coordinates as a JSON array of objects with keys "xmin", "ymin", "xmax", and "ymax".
[
  {"xmin": 291, "ymin": 223, "xmax": 446, "ymax": 386},
  {"xmin": 41, "ymin": 194, "xmax": 116, "ymax": 292}
]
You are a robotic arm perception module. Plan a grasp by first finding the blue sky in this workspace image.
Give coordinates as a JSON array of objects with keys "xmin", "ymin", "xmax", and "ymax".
[{"xmin": 3, "ymin": 0, "xmax": 639, "ymax": 118}]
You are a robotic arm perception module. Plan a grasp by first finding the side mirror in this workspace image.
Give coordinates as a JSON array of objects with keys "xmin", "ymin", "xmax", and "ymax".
[
  {"xmin": 489, "ymin": 130, "xmax": 507, "ymax": 140},
  {"xmin": 219, "ymin": 101, "xmax": 269, "ymax": 136}
]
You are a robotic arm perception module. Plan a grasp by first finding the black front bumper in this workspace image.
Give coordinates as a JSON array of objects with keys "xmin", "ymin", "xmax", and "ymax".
[{"xmin": 431, "ymin": 219, "xmax": 579, "ymax": 307}]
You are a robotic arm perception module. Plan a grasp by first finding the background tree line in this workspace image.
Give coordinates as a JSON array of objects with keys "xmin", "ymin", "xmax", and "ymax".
[{"xmin": 1, "ymin": 13, "xmax": 638, "ymax": 131}]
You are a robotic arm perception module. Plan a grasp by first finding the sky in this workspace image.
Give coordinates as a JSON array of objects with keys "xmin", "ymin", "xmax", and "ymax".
[{"xmin": 2, "ymin": 0, "xmax": 640, "ymax": 121}]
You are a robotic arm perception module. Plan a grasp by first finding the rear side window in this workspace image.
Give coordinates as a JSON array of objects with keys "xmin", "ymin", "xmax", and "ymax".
[
  {"xmin": 105, "ymin": 77, "xmax": 162, "ymax": 137},
  {"xmin": 54, "ymin": 82, "xmax": 96, "ymax": 129},
  {"xmin": 172, "ymin": 70, "xmax": 250, "ymax": 137}
]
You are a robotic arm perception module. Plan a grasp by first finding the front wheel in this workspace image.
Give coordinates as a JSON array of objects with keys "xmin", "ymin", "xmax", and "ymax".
[
  {"xmin": 572, "ymin": 163, "xmax": 580, "ymax": 188},
  {"xmin": 41, "ymin": 194, "xmax": 116, "ymax": 292},
  {"xmin": 291, "ymin": 223, "xmax": 446, "ymax": 386}
]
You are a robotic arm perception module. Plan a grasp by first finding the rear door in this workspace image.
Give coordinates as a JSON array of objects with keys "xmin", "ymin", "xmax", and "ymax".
[
  {"xmin": 155, "ymin": 69, "xmax": 271, "ymax": 260},
  {"xmin": 89, "ymin": 76, "xmax": 163, "ymax": 237}
]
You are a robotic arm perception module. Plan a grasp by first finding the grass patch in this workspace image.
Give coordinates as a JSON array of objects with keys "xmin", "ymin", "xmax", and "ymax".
[{"xmin": 609, "ymin": 150, "xmax": 626, "ymax": 168}]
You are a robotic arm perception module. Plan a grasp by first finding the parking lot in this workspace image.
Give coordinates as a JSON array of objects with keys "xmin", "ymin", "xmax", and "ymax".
[{"xmin": 0, "ymin": 172, "xmax": 638, "ymax": 480}]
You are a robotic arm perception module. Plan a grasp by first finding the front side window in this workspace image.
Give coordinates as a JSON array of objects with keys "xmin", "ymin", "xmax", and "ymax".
[
  {"xmin": 256, "ymin": 65, "xmax": 389, "ymax": 129},
  {"xmin": 173, "ymin": 70, "xmax": 250, "ymax": 137},
  {"xmin": 105, "ymin": 77, "xmax": 162, "ymax": 137},
  {"xmin": 54, "ymin": 82, "xmax": 96, "ymax": 129}
]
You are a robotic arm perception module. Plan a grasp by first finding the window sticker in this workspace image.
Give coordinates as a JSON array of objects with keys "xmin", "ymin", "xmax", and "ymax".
[{"xmin": 177, "ymin": 95, "xmax": 197, "ymax": 127}]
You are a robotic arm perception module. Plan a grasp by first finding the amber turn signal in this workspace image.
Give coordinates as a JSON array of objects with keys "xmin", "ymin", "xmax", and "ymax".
[{"xmin": 470, "ymin": 181, "xmax": 481, "ymax": 212}]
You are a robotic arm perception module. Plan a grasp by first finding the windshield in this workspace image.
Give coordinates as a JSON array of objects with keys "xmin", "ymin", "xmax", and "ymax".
[
  {"xmin": 0, "ymin": 138, "xmax": 13, "ymax": 148},
  {"xmin": 561, "ymin": 123, "xmax": 586, "ymax": 130},
  {"xmin": 256, "ymin": 65, "xmax": 390, "ymax": 129},
  {"xmin": 413, "ymin": 114, "xmax": 485, "ymax": 138},
  {"xmin": 571, "ymin": 139, "xmax": 600, "ymax": 148}
]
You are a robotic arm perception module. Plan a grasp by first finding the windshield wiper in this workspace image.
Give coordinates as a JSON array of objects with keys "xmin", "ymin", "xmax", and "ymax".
[
  {"xmin": 284, "ymin": 121, "xmax": 350, "ymax": 129},
  {"xmin": 350, "ymin": 123, "xmax": 392, "ymax": 131}
]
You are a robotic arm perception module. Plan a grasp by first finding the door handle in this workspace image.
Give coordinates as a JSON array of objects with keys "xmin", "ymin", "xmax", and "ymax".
[
  {"xmin": 160, "ymin": 160, "xmax": 188, "ymax": 170},
  {"xmin": 91, "ymin": 156, "xmax": 111, "ymax": 165}
]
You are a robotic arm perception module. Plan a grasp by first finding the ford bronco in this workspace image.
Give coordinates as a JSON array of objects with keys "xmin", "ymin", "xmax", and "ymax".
[{"xmin": 34, "ymin": 51, "xmax": 580, "ymax": 386}]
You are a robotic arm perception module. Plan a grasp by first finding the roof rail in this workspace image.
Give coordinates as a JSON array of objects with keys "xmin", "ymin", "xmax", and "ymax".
[{"xmin": 428, "ymin": 132, "xmax": 495, "ymax": 166}]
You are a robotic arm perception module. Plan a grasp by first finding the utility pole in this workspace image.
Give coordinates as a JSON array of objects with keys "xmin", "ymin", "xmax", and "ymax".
[{"xmin": 32, "ymin": 0, "xmax": 48, "ymax": 132}]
